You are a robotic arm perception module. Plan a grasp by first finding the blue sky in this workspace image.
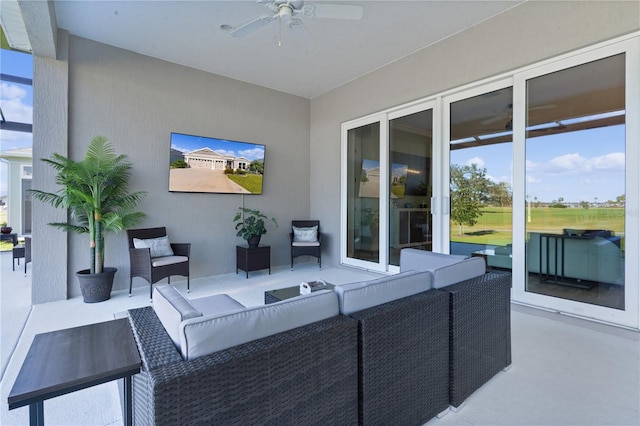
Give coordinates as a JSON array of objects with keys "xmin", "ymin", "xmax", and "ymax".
[
  {"xmin": 451, "ymin": 124, "xmax": 626, "ymax": 203},
  {"xmin": 1, "ymin": 49, "xmax": 34, "ymax": 196},
  {"xmin": 170, "ymin": 133, "xmax": 265, "ymax": 162}
]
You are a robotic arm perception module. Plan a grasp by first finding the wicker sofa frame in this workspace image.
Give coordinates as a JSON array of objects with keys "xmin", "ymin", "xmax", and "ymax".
[
  {"xmin": 127, "ymin": 306, "xmax": 359, "ymax": 425},
  {"xmin": 440, "ymin": 270, "xmax": 512, "ymax": 409},
  {"xmin": 349, "ymin": 289, "xmax": 450, "ymax": 426}
]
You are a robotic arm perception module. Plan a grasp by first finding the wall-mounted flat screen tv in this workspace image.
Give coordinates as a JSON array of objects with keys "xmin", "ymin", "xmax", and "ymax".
[{"xmin": 169, "ymin": 132, "xmax": 266, "ymax": 194}]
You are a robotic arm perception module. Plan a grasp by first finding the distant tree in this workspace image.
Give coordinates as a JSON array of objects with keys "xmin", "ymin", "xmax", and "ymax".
[
  {"xmin": 487, "ymin": 181, "xmax": 513, "ymax": 207},
  {"xmin": 616, "ymin": 194, "xmax": 625, "ymax": 206},
  {"xmin": 450, "ymin": 164, "xmax": 484, "ymax": 235},
  {"xmin": 249, "ymin": 160, "xmax": 264, "ymax": 174},
  {"xmin": 579, "ymin": 201, "xmax": 590, "ymax": 209},
  {"xmin": 170, "ymin": 159, "xmax": 188, "ymax": 169}
]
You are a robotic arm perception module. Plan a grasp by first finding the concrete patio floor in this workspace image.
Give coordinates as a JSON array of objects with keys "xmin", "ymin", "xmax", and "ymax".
[{"xmin": 0, "ymin": 251, "xmax": 638, "ymax": 425}]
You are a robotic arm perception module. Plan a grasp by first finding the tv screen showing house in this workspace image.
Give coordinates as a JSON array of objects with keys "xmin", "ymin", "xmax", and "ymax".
[{"xmin": 169, "ymin": 133, "xmax": 265, "ymax": 194}]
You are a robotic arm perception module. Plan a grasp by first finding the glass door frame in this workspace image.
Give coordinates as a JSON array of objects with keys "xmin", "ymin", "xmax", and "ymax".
[
  {"xmin": 441, "ymin": 78, "xmax": 515, "ymax": 256},
  {"xmin": 340, "ymin": 33, "xmax": 639, "ymax": 329},
  {"xmin": 341, "ymin": 100, "xmax": 437, "ymax": 272},
  {"xmin": 511, "ymin": 38, "xmax": 639, "ymax": 329}
]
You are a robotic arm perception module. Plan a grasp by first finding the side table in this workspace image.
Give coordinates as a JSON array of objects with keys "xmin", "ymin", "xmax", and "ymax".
[
  {"xmin": 8, "ymin": 318, "xmax": 141, "ymax": 426},
  {"xmin": 1, "ymin": 232, "xmax": 18, "ymax": 246},
  {"xmin": 236, "ymin": 245, "xmax": 270, "ymax": 278}
]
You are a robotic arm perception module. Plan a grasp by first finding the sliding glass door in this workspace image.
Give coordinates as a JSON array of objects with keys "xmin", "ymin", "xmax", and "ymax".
[
  {"xmin": 446, "ymin": 84, "xmax": 514, "ymax": 263},
  {"xmin": 341, "ymin": 35, "xmax": 638, "ymax": 328},
  {"xmin": 342, "ymin": 104, "xmax": 434, "ymax": 271},
  {"xmin": 513, "ymin": 41, "xmax": 638, "ymax": 327}
]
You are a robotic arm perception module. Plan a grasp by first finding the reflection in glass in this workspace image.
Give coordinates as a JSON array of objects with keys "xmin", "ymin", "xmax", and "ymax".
[
  {"xmin": 347, "ymin": 123, "xmax": 380, "ymax": 262},
  {"xmin": 449, "ymin": 87, "xmax": 514, "ymax": 266},
  {"xmin": 525, "ymin": 54, "xmax": 626, "ymax": 310},
  {"xmin": 389, "ymin": 110, "xmax": 433, "ymax": 266}
]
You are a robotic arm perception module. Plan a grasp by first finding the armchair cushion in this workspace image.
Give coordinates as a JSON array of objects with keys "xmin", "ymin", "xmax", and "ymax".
[
  {"xmin": 133, "ymin": 235, "xmax": 174, "ymax": 258},
  {"xmin": 292, "ymin": 225, "xmax": 318, "ymax": 242},
  {"xmin": 151, "ymin": 255, "xmax": 189, "ymax": 267}
]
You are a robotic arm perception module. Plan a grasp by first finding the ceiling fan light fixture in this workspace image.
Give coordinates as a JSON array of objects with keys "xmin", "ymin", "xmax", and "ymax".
[{"xmin": 278, "ymin": 4, "xmax": 293, "ymax": 21}]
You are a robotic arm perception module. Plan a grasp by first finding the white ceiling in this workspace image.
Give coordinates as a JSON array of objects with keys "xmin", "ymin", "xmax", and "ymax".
[{"xmin": 46, "ymin": 0, "xmax": 524, "ymax": 99}]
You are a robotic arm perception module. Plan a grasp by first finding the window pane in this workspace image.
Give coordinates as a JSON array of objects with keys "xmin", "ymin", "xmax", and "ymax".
[
  {"xmin": 389, "ymin": 110, "xmax": 433, "ymax": 266},
  {"xmin": 347, "ymin": 123, "xmax": 380, "ymax": 262},
  {"xmin": 449, "ymin": 87, "xmax": 514, "ymax": 269},
  {"xmin": 525, "ymin": 54, "xmax": 626, "ymax": 310}
]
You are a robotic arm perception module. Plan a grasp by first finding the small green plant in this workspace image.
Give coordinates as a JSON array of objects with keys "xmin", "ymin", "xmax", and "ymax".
[{"xmin": 233, "ymin": 207, "xmax": 278, "ymax": 241}]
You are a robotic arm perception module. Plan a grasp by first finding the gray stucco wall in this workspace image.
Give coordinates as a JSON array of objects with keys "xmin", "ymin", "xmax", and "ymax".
[
  {"xmin": 309, "ymin": 1, "xmax": 640, "ymax": 268},
  {"xmin": 34, "ymin": 35, "xmax": 310, "ymax": 301}
]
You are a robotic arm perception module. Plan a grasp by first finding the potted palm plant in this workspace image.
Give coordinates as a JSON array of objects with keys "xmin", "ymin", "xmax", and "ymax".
[
  {"xmin": 31, "ymin": 136, "xmax": 147, "ymax": 302},
  {"xmin": 233, "ymin": 207, "xmax": 278, "ymax": 247}
]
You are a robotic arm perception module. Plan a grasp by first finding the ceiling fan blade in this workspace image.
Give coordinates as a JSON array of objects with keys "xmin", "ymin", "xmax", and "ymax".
[
  {"xmin": 288, "ymin": 18, "xmax": 316, "ymax": 51},
  {"xmin": 303, "ymin": 4, "xmax": 364, "ymax": 20},
  {"xmin": 481, "ymin": 115, "xmax": 506, "ymax": 125},
  {"xmin": 229, "ymin": 15, "xmax": 275, "ymax": 38}
]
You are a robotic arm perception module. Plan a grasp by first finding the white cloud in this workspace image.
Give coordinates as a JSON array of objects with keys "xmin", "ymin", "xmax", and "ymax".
[
  {"xmin": 238, "ymin": 147, "xmax": 264, "ymax": 161},
  {"xmin": 465, "ymin": 156, "xmax": 485, "ymax": 168},
  {"xmin": 0, "ymin": 83, "xmax": 32, "ymax": 123}
]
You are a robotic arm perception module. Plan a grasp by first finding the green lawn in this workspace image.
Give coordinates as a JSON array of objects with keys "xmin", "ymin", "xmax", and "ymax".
[
  {"xmin": 451, "ymin": 206, "xmax": 625, "ymax": 246},
  {"xmin": 227, "ymin": 174, "xmax": 264, "ymax": 194}
]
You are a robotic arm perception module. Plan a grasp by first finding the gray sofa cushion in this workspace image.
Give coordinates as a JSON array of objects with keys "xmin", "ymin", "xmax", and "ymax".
[
  {"xmin": 153, "ymin": 285, "xmax": 203, "ymax": 347},
  {"xmin": 398, "ymin": 249, "xmax": 485, "ymax": 288},
  {"xmin": 430, "ymin": 257, "xmax": 486, "ymax": 288},
  {"xmin": 180, "ymin": 290, "xmax": 339, "ymax": 360},
  {"xmin": 153, "ymin": 285, "xmax": 245, "ymax": 350},
  {"xmin": 334, "ymin": 270, "xmax": 432, "ymax": 315},
  {"xmin": 399, "ymin": 248, "xmax": 467, "ymax": 272}
]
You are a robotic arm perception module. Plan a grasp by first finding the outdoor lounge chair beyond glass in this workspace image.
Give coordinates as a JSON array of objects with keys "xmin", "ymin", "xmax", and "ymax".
[
  {"xmin": 290, "ymin": 220, "xmax": 322, "ymax": 269},
  {"xmin": 127, "ymin": 227, "xmax": 190, "ymax": 299}
]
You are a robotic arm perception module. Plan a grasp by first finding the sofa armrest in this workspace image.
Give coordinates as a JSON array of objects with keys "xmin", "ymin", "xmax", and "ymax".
[
  {"xmin": 128, "ymin": 307, "xmax": 183, "ymax": 371},
  {"xmin": 129, "ymin": 306, "xmax": 359, "ymax": 425},
  {"xmin": 349, "ymin": 290, "xmax": 450, "ymax": 425},
  {"xmin": 438, "ymin": 271, "xmax": 512, "ymax": 408}
]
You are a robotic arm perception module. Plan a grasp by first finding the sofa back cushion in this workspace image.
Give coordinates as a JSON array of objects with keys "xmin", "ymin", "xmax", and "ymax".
[
  {"xmin": 430, "ymin": 257, "xmax": 486, "ymax": 288},
  {"xmin": 180, "ymin": 290, "xmax": 339, "ymax": 360},
  {"xmin": 334, "ymin": 270, "xmax": 432, "ymax": 315},
  {"xmin": 399, "ymin": 248, "xmax": 467, "ymax": 272}
]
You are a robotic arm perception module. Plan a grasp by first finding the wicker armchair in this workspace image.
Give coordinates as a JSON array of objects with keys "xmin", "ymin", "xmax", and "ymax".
[
  {"xmin": 290, "ymin": 220, "xmax": 322, "ymax": 269},
  {"xmin": 440, "ymin": 271, "xmax": 512, "ymax": 409},
  {"xmin": 127, "ymin": 227, "xmax": 190, "ymax": 299},
  {"xmin": 348, "ymin": 289, "xmax": 450, "ymax": 425},
  {"xmin": 127, "ymin": 306, "xmax": 359, "ymax": 425}
]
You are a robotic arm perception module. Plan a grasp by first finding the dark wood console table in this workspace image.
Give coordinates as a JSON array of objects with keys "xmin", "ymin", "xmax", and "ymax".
[
  {"xmin": 8, "ymin": 318, "xmax": 141, "ymax": 426},
  {"xmin": 236, "ymin": 245, "xmax": 271, "ymax": 278}
]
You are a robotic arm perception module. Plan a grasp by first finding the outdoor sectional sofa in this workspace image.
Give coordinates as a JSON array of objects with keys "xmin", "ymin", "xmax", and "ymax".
[{"xmin": 127, "ymin": 249, "xmax": 512, "ymax": 425}]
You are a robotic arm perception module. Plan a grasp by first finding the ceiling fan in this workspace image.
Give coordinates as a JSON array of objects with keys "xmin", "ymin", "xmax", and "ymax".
[
  {"xmin": 482, "ymin": 103, "xmax": 556, "ymax": 131},
  {"xmin": 221, "ymin": 0, "xmax": 364, "ymax": 48}
]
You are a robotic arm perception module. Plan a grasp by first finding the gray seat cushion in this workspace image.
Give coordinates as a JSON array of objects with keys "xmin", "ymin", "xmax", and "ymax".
[{"xmin": 334, "ymin": 270, "xmax": 432, "ymax": 315}]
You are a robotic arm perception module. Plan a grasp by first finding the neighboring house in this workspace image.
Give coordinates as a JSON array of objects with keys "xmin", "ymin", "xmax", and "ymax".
[
  {"xmin": 0, "ymin": 147, "xmax": 32, "ymax": 236},
  {"xmin": 183, "ymin": 147, "xmax": 249, "ymax": 172}
]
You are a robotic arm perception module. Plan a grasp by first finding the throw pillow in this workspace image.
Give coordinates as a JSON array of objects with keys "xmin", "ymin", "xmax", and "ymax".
[
  {"xmin": 133, "ymin": 236, "xmax": 174, "ymax": 258},
  {"xmin": 293, "ymin": 225, "xmax": 318, "ymax": 242}
]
